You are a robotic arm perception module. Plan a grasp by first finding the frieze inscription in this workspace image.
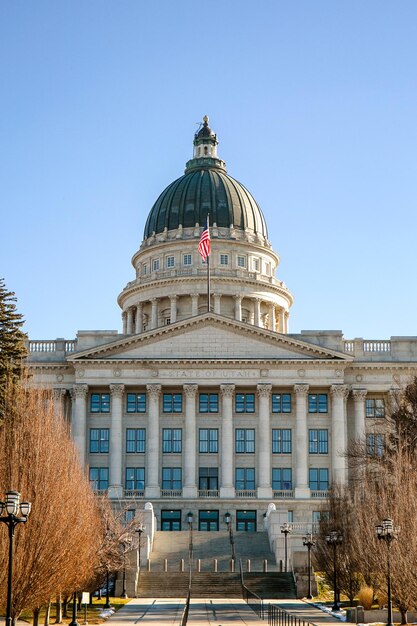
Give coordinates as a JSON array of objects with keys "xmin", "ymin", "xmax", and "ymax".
[{"xmin": 161, "ymin": 369, "xmax": 259, "ymax": 379}]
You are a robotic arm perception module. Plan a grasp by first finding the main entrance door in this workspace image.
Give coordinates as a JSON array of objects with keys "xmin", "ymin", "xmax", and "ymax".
[
  {"xmin": 161, "ymin": 510, "xmax": 182, "ymax": 531},
  {"xmin": 199, "ymin": 510, "xmax": 219, "ymax": 531}
]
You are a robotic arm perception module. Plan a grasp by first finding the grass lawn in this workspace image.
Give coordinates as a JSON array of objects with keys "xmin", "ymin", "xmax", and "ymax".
[{"xmin": 18, "ymin": 597, "xmax": 131, "ymax": 625}]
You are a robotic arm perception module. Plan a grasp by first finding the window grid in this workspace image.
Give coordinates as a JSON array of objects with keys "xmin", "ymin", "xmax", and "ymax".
[
  {"xmin": 220, "ymin": 254, "xmax": 229, "ymax": 266},
  {"xmin": 152, "ymin": 258, "xmax": 160, "ymax": 271},
  {"xmin": 89, "ymin": 428, "xmax": 109, "ymax": 453},
  {"xmin": 90, "ymin": 393, "xmax": 110, "ymax": 413},
  {"xmin": 126, "ymin": 428, "xmax": 146, "ymax": 453},
  {"xmin": 162, "ymin": 428, "xmax": 182, "ymax": 453},
  {"xmin": 163, "ymin": 393, "xmax": 183, "ymax": 413},
  {"xmin": 309, "ymin": 468, "xmax": 329, "ymax": 491},
  {"xmin": 166, "ymin": 256, "xmax": 175, "ymax": 268},
  {"xmin": 89, "ymin": 467, "xmax": 109, "ymax": 491},
  {"xmin": 272, "ymin": 468, "xmax": 292, "ymax": 490},
  {"xmin": 309, "ymin": 429, "xmax": 328, "ymax": 454},
  {"xmin": 272, "ymin": 429, "xmax": 292, "ymax": 454},
  {"xmin": 199, "ymin": 393, "xmax": 219, "ymax": 413},
  {"xmin": 162, "ymin": 467, "xmax": 182, "ymax": 490},
  {"xmin": 235, "ymin": 468, "xmax": 255, "ymax": 490},
  {"xmin": 366, "ymin": 398, "xmax": 385, "ymax": 418},
  {"xmin": 125, "ymin": 467, "xmax": 145, "ymax": 491},
  {"xmin": 183, "ymin": 254, "xmax": 192, "ymax": 266},
  {"xmin": 308, "ymin": 394, "xmax": 328, "ymax": 413},
  {"xmin": 235, "ymin": 428, "xmax": 255, "ymax": 453},
  {"xmin": 235, "ymin": 393, "xmax": 255, "ymax": 413},
  {"xmin": 237, "ymin": 255, "xmax": 246, "ymax": 268},
  {"xmin": 126, "ymin": 393, "xmax": 146, "ymax": 413},
  {"xmin": 199, "ymin": 429, "xmax": 219, "ymax": 453},
  {"xmin": 272, "ymin": 393, "xmax": 292, "ymax": 413},
  {"xmin": 367, "ymin": 433, "xmax": 385, "ymax": 457}
]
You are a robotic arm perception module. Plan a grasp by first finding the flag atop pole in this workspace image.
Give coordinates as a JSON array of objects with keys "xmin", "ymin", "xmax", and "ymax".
[{"xmin": 198, "ymin": 217, "xmax": 211, "ymax": 261}]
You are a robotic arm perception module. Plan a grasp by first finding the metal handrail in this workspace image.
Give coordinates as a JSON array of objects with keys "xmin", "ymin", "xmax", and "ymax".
[
  {"xmin": 180, "ymin": 524, "xmax": 193, "ymax": 625},
  {"xmin": 240, "ymin": 558, "xmax": 264, "ymax": 620},
  {"xmin": 266, "ymin": 603, "xmax": 317, "ymax": 626}
]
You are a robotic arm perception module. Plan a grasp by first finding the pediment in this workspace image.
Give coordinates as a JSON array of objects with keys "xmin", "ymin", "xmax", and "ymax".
[{"xmin": 68, "ymin": 314, "xmax": 351, "ymax": 363}]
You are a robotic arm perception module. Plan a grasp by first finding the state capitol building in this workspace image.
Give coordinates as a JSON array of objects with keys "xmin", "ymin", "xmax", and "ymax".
[{"xmin": 29, "ymin": 118, "xmax": 417, "ymax": 538}]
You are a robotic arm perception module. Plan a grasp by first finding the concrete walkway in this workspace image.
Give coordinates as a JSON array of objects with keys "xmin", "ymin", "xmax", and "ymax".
[{"xmin": 106, "ymin": 597, "xmax": 344, "ymax": 626}]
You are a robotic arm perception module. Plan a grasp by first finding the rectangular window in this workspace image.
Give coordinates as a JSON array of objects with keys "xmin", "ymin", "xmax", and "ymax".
[
  {"xmin": 366, "ymin": 398, "xmax": 385, "ymax": 418},
  {"xmin": 152, "ymin": 258, "xmax": 160, "ymax": 271},
  {"xmin": 199, "ymin": 467, "xmax": 218, "ymax": 490},
  {"xmin": 183, "ymin": 254, "xmax": 192, "ymax": 266},
  {"xmin": 199, "ymin": 429, "xmax": 219, "ymax": 453},
  {"xmin": 220, "ymin": 254, "xmax": 229, "ymax": 266},
  {"xmin": 236, "ymin": 510, "xmax": 257, "ymax": 532},
  {"xmin": 237, "ymin": 255, "xmax": 246, "ymax": 268},
  {"xmin": 126, "ymin": 393, "xmax": 146, "ymax": 413},
  {"xmin": 272, "ymin": 393, "xmax": 292, "ymax": 413},
  {"xmin": 124, "ymin": 509, "xmax": 136, "ymax": 525},
  {"xmin": 162, "ymin": 467, "xmax": 182, "ymax": 490},
  {"xmin": 141, "ymin": 264, "xmax": 147, "ymax": 276},
  {"xmin": 309, "ymin": 468, "xmax": 329, "ymax": 491},
  {"xmin": 126, "ymin": 428, "xmax": 146, "ymax": 453},
  {"xmin": 367, "ymin": 433, "xmax": 385, "ymax": 457},
  {"xmin": 162, "ymin": 428, "xmax": 182, "ymax": 453},
  {"xmin": 166, "ymin": 256, "xmax": 175, "ymax": 268},
  {"xmin": 272, "ymin": 429, "xmax": 292, "ymax": 454},
  {"xmin": 272, "ymin": 468, "xmax": 292, "ymax": 490},
  {"xmin": 89, "ymin": 467, "xmax": 109, "ymax": 491},
  {"xmin": 199, "ymin": 393, "xmax": 219, "ymax": 413},
  {"xmin": 90, "ymin": 393, "xmax": 110, "ymax": 413},
  {"xmin": 308, "ymin": 394, "xmax": 328, "ymax": 413},
  {"xmin": 252, "ymin": 258, "xmax": 260, "ymax": 271},
  {"xmin": 235, "ymin": 428, "xmax": 255, "ymax": 453},
  {"xmin": 312, "ymin": 510, "xmax": 330, "ymax": 523},
  {"xmin": 235, "ymin": 393, "xmax": 255, "ymax": 413},
  {"xmin": 163, "ymin": 393, "xmax": 183, "ymax": 413},
  {"xmin": 89, "ymin": 428, "xmax": 109, "ymax": 453},
  {"xmin": 235, "ymin": 467, "xmax": 255, "ymax": 490},
  {"xmin": 125, "ymin": 467, "xmax": 145, "ymax": 491},
  {"xmin": 309, "ymin": 429, "xmax": 328, "ymax": 454}
]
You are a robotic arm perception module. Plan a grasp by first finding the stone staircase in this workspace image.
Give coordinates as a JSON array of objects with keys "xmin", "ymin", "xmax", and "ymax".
[{"xmin": 136, "ymin": 530, "xmax": 297, "ymax": 599}]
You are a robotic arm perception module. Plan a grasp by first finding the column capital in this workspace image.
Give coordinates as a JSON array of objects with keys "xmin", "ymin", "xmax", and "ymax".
[
  {"xmin": 352, "ymin": 388, "xmax": 367, "ymax": 401},
  {"xmin": 53, "ymin": 388, "xmax": 67, "ymax": 401},
  {"xmin": 183, "ymin": 383, "xmax": 198, "ymax": 398},
  {"xmin": 294, "ymin": 383, "xmax": 309, "ymax": 397},
  {"xmin": 331, "ymin": 384, "xmax": 349, "ymax": 399},
  {"xmin": 170, "ymin": 294, "xmax": 178, "ymax": 302},
  {"xmin": 72, "ymin": 384, "xmax": 88, "ymax": 399},
  {"xmin": 150, "ymin": 297, "xmax": 159, "ymax": 304},
  {"xmin": 257, "ymin": 383, "xmax": 272, "ymax": 398},
  {"xmin": 110, "ymin": 384, "xmax": 125, "ymax": 398},
  {"xmin": 146, "ymin": 383, "xmax": 162, "ymax": 399},
  {"xmin": 234, "ymin": 294, "xmax": 242, "ymax": 302},
  {"xmin": 220, "ymin": 384, "xmax": 235, "ymax": 398},
  {"xmin": 137, "ymin": 301, "xmax": 143, "ymax": 310}
]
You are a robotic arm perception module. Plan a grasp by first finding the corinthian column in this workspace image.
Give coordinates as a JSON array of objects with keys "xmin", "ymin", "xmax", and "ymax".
[
  {"xmin": 220, "ymin": 384, "xmax": 235, "ymax": 498},
  {"xmin": 53, "ymin": 388, "xmax": 66, "ymax": 418},
  {"xmin": 72, "ymin": 384, "xmax": 88, "ymax": 468},
  {"xmin": 352, "ymin": 389, "xmax": 367, "ymax": 441},
  {"xmin": 191, "ymin": 293, "xmax": 199, "ymax": 316},
  {"xmin": 294, "ymin": 384, "xmax": 310, "ymax": 498},
  {"xmin": 126, "ymin": 308, "xmax": 134, "ymax": 334},
  {"xmin": 257, "ymin": 384, "xmax": 272, "ymax": 498},
  {"xmin": 234, "ymin": 295, "xmax": 242, "ymax": 322},
  {"xmin": 135, "ymin": 303, "xmax": 143, "ymax": 334},
  {"xmin": 151, "ymin": 298, "xmax": 159, "ymax": 329},
  {"xmin": 170, "ymin": 295, "xmax": 178, "ymax": 323},
  {"xmin": 145, "ymin": 384, "xmax": 161, "ymax": 498},
  {"xmin": 331, "ymin": 385, "xmax": 349, "ymax": 485},
  {"xmin": 254, "ymin": 298, "xmax": 261, "ymax": 327},
  {"xmin": 183, "ymin": 384, "xmax": 198, "ymax": 497},
  {"xmin": 108, "ymin": 384, "xmax": 124, "ymax": 499},
  {"xmin": 214, "ymin": 293, "xmax": 221, "ymax": 314}
]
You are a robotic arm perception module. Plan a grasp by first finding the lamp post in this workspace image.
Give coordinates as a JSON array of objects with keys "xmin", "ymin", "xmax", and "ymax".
[
  {"xmin": 103, "ymin": 570, "xmax": 111, "ymax": 610},
  {"xmin": 68, "ymin": 591, "xmax": 79, "ymax": 626},
  {"xmin": 0, "ymin": 491, "xmax": 31, "ymax": 626},
  {"xmin": 302, "ymin": 533, "xmax": 316, "ymax": 599},
  {"xmin": 135, "ymin": 523, "xmax": 145, "ymax": 580},
  {"xmin": 376, "ymin": 518, "xmax": 400, "ymax": 626},
  {"xmin": 120, "ymin": 541, "xmax": 128, "ymax": 599},
  {"xmin": 280, "ymin": 522, "xmax": 292, "ymax": 572},
  {"xmin": 187, "ymin": 512, "xmax": 193, "ymax": 564},
  {"xmin": 326, "ymin": 530, "xmax": 343, "ymax": 611},
  {"xmin": 224, "ymin": 512, "xmax": 236, "ymax": 562}
]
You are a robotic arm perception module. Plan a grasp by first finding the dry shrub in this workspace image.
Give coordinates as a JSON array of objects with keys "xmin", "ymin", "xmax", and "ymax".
[
  {"xmin": 376, "ymin": 590, "xmax": 388, "ymax": 609},
  {"xmin": 357, "ymin": 586, "xmax": 374, "ymax": 610}
]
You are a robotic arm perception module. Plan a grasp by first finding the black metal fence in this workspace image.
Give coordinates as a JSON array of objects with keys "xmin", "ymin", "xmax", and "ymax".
[
  {"xmin": 242, "ymin": 583, "xmax": 264, "ymax": 619},
  {"xmin": 267, "ymin": 603, "xmax": 315, "ymax": 626}
]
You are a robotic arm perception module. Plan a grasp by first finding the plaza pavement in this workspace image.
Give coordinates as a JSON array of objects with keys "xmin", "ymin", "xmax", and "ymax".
[{"xmin": 105, "ymin": 597, "xmax": 345, "ymax": 626}]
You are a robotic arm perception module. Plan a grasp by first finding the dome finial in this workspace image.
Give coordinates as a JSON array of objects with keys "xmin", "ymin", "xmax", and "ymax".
[{"xmin": 203, "ymin": 115, "xmax": 209, "ymax": 125}]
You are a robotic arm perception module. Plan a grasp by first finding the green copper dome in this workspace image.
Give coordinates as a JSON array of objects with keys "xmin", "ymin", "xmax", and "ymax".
[{"xmin": 143, "ymin": 118, "xmax": 268, "ymax": 240}]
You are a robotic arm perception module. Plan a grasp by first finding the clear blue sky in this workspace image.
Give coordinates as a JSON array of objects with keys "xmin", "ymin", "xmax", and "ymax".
[{"xmin": 1, "ymin": 1, "xmax": 416, "ymax": 341}]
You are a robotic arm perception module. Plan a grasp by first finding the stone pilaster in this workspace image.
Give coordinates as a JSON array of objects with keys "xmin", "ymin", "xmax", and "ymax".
[
  {"xmin": 254, "ymin": 298, "xmax": 261, "ymax": 327},
  {"xmin": 126, "ymin": 308, "xmax": 134, "ymax": 334},
  {"xmin": 352, "ymin": 388, "xmax": 367, "ymax": 441},
  {"xmin": 183, "ymin": 384, "xmax": 198, "ymax": 497},
  {"xmin": 108, "ymin": 384, "xmax": 124, "ymax": 499},
  {"xmin": 331, "ymin": 385, "xmax": 349, "ymax": 485},
  {"xmin": 170, "ymin": 295, "xmax": 178, "ymax": 323},
  {"xmin": 234, "ymin": 295, "xmax": 242, "ymax": 322},
  {"xmin": 53, "ymin": 388, "xmax": 66, "ymax": 418},
  {"xmin": 145, "ymin": 384, "xmax": 161, "ymax": 498},
  {"xmin": 269, "ymin": 304, "xmax": 276, "ymax": 331},
  {"xmin": 257, "ymin": 384, "xmax": 273, "ymax": 498},
  {"xmin": 122, "ymin": 311, "xmax": 127, "ymax": 334},
  {"xmin": 294, "ymin": 384, "xmax": 310, "ymax": 498},
  {"xmin": 191, "ymin": 293, "xmax": 199, "ymax": 316},
  {"xmin": 135, "ymin": 302, "xmax": 143, "ymax": 334},
  {"xmin": 72, "ymin": 384, "xmax": 88, "ymax": 467},
  {"xmin": 151, "ymin": 298, "xmax": 159, "ymax": 329},
  {"xmin": 220, "ymin": 384, "xmax": 235, "ymax": 498},
  {"xmin": 214, "ymin": 293, "xmax": 221, "ymax": 314}
]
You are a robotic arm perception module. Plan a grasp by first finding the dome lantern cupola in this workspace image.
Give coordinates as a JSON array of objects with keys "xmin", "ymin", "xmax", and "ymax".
[{"xmin": 193, "ymin": 115, "xmax": 218, "ymax": 159}]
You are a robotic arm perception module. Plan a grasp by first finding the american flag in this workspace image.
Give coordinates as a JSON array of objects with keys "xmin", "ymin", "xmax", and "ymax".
[{"xmin": 198, "ymin": 220, "xmax": 211, "ymax": 261}]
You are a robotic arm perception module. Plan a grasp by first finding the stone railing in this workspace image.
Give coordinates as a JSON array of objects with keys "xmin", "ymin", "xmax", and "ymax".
[
  {"xmin": 273, "ymin": 490, "xmax": 294, "ymax": 499},
  {"xmin": 124, "ymin": 489, "xmax": 145, "ymax": 499},
  {"xmin": 344, "ymin": 339, "xmax": 391, "ymax": 354},
  {"xmin": 310, "ymin": 490, "xmax": 329, "ymax": 499},
  {"xmin": 160, "ymin": 489, "xmax": 182, "ymax": 498},
  {"xmin": 235, "ymin": 490, "xmax": 257, "ymax": 499},
  {"xmin": 198, "ymin": 489, "xmax": 219, "ymax": 498},
  {"xmin": 28, "ymin": 339, "xmax": 77, "ymax": 353}
]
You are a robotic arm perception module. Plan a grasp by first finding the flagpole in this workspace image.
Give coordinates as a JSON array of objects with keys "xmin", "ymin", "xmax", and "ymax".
[{"xmin": 207, "ymin": 215, "xmax": 211, "ymax": 312}]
